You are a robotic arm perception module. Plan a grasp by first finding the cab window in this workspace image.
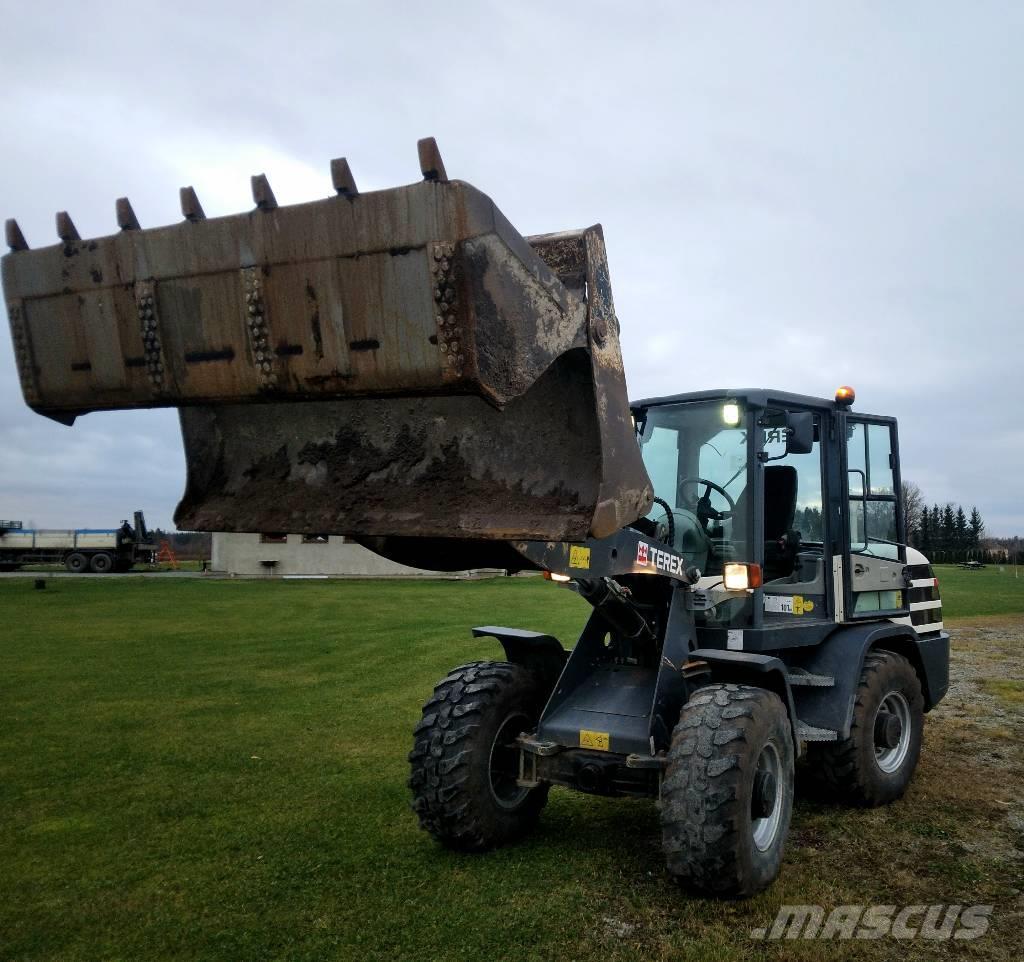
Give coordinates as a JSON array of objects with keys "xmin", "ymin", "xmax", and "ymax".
[{"xmin": 847, "ymin": 421, "xmax": 900, "ymax": 560}]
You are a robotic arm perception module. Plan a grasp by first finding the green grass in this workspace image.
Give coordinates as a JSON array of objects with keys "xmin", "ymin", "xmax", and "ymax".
[
  {"xmin": 931, "ymin": 563, "xmax": 1024, "ymax": 618},
  {"xmin": 1, "ymin": 575, "xmax": 1022, "ymax": 962},
  {"xmin": 980, "ymin": 679, "xmax": 1024, "ymax": 708}
]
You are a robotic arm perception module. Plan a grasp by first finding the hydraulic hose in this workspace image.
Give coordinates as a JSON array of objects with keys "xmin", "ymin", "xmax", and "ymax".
[
  {"xmin": 577, "ymin": 577, "xmax": 654, "ymax": 642},
  {"xmin": 652, "ymin": 497, "xmax": 676, "ymax": 548}
]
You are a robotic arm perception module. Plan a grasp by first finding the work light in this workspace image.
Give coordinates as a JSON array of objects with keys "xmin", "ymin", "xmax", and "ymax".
[{"xmin": 723, "ymin": 562, "xmax": 762, "ymax": 591}]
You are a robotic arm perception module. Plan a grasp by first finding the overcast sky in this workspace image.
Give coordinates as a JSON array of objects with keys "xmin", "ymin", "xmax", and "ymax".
[{"xmin": 1, "ymin": 1, "xmax": 1021, "ymax": 535}]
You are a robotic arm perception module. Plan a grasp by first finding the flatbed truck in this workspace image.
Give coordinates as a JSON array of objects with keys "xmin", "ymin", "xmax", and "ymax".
[{"xmin": 0, "ymin": 511, "xmax": 155, "ymax": 573}]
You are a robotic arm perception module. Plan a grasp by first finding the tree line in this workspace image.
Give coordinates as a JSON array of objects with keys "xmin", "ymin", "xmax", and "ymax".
[
  {"xmin": 913, "ymin": 503, "xmax": 984, "ymax": 553},
  {"xmin": 901, "ymin": 481, "xmax": 1020, "ymax": 564}
]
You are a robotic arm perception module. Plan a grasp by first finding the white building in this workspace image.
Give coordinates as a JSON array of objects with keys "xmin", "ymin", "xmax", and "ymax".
[{"xmin": 210, "ymin": 532, "xmax": 485, "ymax": 578}]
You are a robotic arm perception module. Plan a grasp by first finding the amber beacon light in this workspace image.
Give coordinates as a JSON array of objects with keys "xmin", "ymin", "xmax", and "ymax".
[{"xmin": 835, "ymin": 385, "xmax": 856, "ymax": 407}]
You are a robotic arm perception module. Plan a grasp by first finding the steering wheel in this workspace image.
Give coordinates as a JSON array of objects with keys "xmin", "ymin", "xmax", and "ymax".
[
  {"xmin": 679, "ymin": 477, "xmax": 736, "ymax": 523},
  {"xmin": 646, "ymin": 497, "xmax": 711, "ymax": 571}
]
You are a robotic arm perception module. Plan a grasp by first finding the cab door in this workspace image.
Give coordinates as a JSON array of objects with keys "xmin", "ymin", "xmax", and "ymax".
[
  {"xmin": 758, "ymin": 408, "xmax": 832, "ymax": 625},
  {"xmin": 841, "ymin": 416, "xmax": 911, "ymax": 621}
]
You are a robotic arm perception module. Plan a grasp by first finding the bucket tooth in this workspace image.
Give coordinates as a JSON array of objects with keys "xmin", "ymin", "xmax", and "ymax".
[
  {"xmin": 116, "ymin": 198, "xmax": 141, "ymax": 231},
  {"xmin": 251, "ymin": 174, "xmax": 278, "ymax": 210},
  {"xmin": 330, "ymin": 157, "xmax": 358, "ymax": 196},
  {"xmin": 179, "ymin": 186, "xmax": 206, "ymax": 222},
  {"xmin": 5, "ymin": 218, "xmax": 28, "ymax": 251},
  {"xmin": 56, "ymin": 211, "xmax": 80, "ymax": 242},
  {"xmin": 417, "ymin": 137, "xmax": 448, "ymax": 183}
]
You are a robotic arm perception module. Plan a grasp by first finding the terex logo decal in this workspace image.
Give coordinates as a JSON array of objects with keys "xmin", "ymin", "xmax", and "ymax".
[{"xmin": 636, "ymin": 540, "xmax": 687, "ymax": 576}]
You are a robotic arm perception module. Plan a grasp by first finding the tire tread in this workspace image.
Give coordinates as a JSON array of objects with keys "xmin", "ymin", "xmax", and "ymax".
[
  {"xmin": 807, "ymin": 650, "xmax": 924, "ymax": 806},
  {"xmin": 661, "ymin": 683, "xmax": 793, "ymax": 898},
  {"xmin": 409, "ymin": 661, "xmax": 547, "ymax": 851}
]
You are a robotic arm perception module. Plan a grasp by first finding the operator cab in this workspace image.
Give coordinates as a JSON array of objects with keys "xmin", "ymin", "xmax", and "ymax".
[{"xmin": 631, "ymin": 388, "xmax": 911, "ymax": 642}]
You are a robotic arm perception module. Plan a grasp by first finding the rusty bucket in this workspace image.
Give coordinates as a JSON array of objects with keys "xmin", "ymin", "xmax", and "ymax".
[{"xmin": 3, "ymin": 140, "xmax": 652, "ymax": 561}]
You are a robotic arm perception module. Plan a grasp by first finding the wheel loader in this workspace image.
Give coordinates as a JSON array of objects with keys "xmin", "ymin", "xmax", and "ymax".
[{"xmin": 3, "ymin": 138, "xmax": 949, "ymax": 897}]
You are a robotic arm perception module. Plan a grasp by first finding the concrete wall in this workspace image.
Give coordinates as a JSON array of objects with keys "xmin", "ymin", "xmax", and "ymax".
[{"xmin": 211, "ymin": 533, "xmax": 473, "ymax": 577}]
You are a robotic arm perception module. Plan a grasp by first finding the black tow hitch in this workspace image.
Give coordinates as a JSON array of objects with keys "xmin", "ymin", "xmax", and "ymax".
[{"xmin": 574, "ymin": 757, "xmax": 619, "ymax": 795}]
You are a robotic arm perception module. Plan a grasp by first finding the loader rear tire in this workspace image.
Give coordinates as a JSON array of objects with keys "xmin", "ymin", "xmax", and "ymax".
[
  {"xmin": 409, "ymin": 661, "xmax": 549, "ymax": 851},
  {"xmin": 65, "ymin": 552, "xmax": 89, "ymax": 574},
  {"xmin": 806, "ymin": 650, "xmax": 923, "ymax": 806},
  {"xmin": 661, "ymin": 684, "xmax": 794, "ymax": 898}
]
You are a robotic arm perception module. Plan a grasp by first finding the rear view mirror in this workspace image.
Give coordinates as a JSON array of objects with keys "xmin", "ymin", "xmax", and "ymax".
[{"xmin": 785, "ymin": 412, "xmax": 815, "ymax": 455}]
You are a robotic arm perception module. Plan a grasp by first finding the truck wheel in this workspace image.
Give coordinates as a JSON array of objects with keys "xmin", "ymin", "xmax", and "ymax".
[
  {"xmin": 409, "ymin": 661, "xmax": 549, "ymax": 851},
  {"xmin": 89, "ymin": 552, "xmax": 115, "ymax": 574},
  {"xmin": 661, "ymin": 684, "xmax": 794, "ymax": 898},
  {"xmin": 65, "ymin": 552, "xmax": 89, "ymax": 574},
  {"xmin": 806, "ymin": 650, "xmax": 923, "ymax": 806}
]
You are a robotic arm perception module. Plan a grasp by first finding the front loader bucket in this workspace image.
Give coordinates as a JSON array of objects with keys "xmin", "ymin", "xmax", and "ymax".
[{"xmin": 3, "ymin": 140, "xmax": 652, "ymax": 549}]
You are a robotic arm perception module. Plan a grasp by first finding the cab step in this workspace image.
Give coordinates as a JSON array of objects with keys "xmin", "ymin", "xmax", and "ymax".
[
  {"xmin": 796, "ymin": 720, "xmax": 839, "ymax": 742},
  {"xmin": 786, "ymin": 668, "xmax": 835, "ymax": 688}
]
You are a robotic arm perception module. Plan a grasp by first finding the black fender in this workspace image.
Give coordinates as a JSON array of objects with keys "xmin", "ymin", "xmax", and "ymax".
[
  {"xmin": 471, "ymin": 626, "xmax": 568, "ymax": 693},
  {"xmin": 688, "ymin": 649, "xmax": 801, "ymax": 751},
  {"xmin": 786, "ymin": 623, "xmax": 949, "ymax": 740},
  {"xmin": 872, "ymin": 630, "xmax": 950, "ymax": 711}
]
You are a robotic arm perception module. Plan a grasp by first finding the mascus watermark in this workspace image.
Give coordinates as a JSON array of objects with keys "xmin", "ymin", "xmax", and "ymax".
[{"xmin": 751, "ymin": 904, "xmax": 992, "ymax": 941}]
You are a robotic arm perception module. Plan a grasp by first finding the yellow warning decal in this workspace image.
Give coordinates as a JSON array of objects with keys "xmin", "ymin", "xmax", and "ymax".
[
  {"xmin": 579, "ymin": 729, "xmax": 610, "ymax": 751},
  {"xmin": 793, "ymin": 596, "xmax": 815, "ymax": 615},
  {"xmin": 569, "ymin": 546, "xmax": 591, "ymax": 569}
]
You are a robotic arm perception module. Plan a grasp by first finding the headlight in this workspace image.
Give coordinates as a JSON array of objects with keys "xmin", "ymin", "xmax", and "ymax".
[{"xmin": 723, "ymin": 562, "xmax": 762, "ymax": 591}]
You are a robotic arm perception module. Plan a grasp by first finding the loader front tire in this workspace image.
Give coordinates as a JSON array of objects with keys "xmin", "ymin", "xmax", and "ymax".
[
  {"xmin": 409, "ymin": 661, "xmax": 549, "ymax": 852},
  {"xmin": 806, "ymin": 650, "xmax": 923, "ymax": 806},
  {"xmin": 661, "ymin": 684, "xmax": 794, "ymax": 898}
]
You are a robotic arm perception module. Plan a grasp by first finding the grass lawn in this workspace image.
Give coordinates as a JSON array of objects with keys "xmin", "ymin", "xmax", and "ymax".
[
  {"xmin": 1, "ymin": 568, "xmax": 1022, "ymax": 961},
  {"xmin": 931, "ymin": 563, "xmax": 1024, "ymax": 618}
]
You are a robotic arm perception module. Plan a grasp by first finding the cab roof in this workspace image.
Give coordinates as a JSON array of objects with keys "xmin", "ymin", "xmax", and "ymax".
[{"xmin": 633, "ymin": 387, "xmax": 853, "ymax": 413}]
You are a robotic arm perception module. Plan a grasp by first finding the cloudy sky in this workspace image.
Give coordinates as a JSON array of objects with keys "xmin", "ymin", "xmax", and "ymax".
[{"xmin": 1, "ymin": 1, "xmax": 1021, "ymax": 535}]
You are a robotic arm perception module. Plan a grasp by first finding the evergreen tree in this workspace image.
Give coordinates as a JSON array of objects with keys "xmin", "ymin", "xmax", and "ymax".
[
  {"xmin": 942, "ymin": 504, "xmax": 956, "ymax": 550},
  {"xmin": 969, "ymin": 507, "xmax": 985, "ymax": 547},
  {"xmin": 930, "ymin": 505, "xmax": 943, "ymax": 549},
  {"xmin": 919, "ymin": 507, "xmax": 931, "ymax": 554},
  {"xmin": 954, "ymin": 506, "xmax": 968, "ymax": 550}
]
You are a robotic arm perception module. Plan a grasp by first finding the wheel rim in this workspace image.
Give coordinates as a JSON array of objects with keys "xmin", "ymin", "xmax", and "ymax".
[
  {"xmin": 873, "ymin": 691, "xmax": 912, "ymax": 773},
  {"xmin": 751, "ymin": 742, "xmax": 784, "ymax": 852},
  {"xmin": 488, "ymin": 712, "xmax": 531, "ymax": 810}
]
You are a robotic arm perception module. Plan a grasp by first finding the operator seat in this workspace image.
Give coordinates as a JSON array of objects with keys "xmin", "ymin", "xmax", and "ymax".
[
  {"xmin": 734, "ymin": 466, "xmax": 800, "ymax": 580},
  {"xmin": 763, "ymin": 465, "xmax": 799, "ymax": 580},
  {"xmin": 763, "ymin": 466, "xmax": 797, "ymax": 540}
]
